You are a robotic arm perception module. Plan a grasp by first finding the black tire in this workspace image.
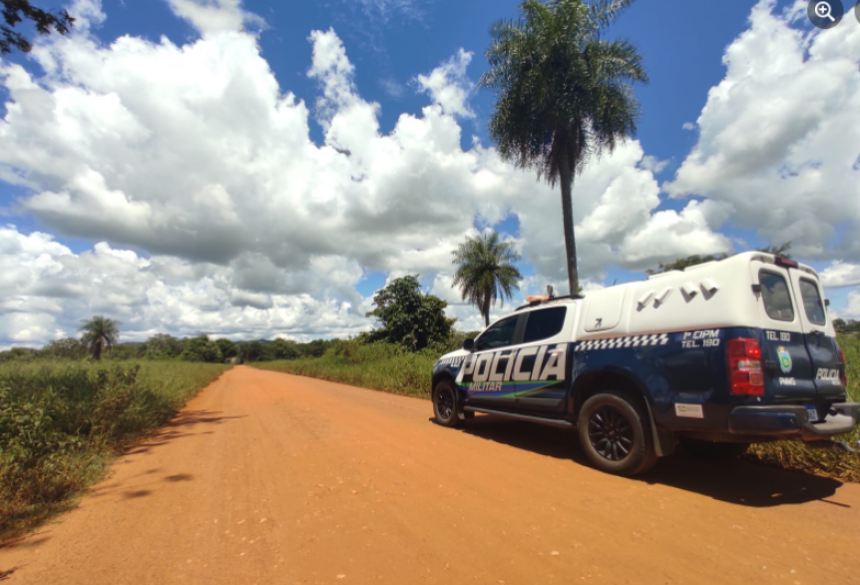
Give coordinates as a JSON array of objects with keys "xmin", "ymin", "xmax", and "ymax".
[
  {"xmin": 577, "ymin": 391, "xmax": 657, "ymax": 476},
  {"xmin": 681, "ymin": 439, "xmax": 749, "ymax": 459},
  {"xmin": 433, "ymin": 379, "xmax": 461, "ymax": 428}
]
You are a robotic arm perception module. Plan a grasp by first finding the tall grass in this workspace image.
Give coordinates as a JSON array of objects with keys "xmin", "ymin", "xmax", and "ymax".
[
  {"xmin": 257, "ymin": 336, "xmax": 860, "ymax": 481},
  {"xmin": 254, "ymin": 341, "xmax": 437, "ymax": 399},
  {"xmin": 748, "ymin": 334, "xmax": 860, "ymax": 481},
  {"xmin": 0, "ymin": 360, "xmax": 229, "ymax": 541}
]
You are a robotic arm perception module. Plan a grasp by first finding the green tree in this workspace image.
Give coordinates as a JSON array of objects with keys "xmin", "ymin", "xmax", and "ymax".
[
  {"xmin": 79, "ymin": 316, "xmax": 121, "ymax": 361},
  {"xmin": 238, "ymin": 340, "xmax": 267, "ymax": 363},
  {"xmin": 145, "ymin": 333, "xmax": 183, "ymax": 359},
  {"xmin": 479, "ymin": 0, "xmax": 647, "ymax": 297},
  {"xmin": 107, "ymin": 342, "xmax": 147, "ymax": 360},
  {"xmin": 215, "ymin": 338, "xmax": 239, "ymax": 361},
  {"xmin": 834, "ymin": 319, "xmax": 860, "ymax": 334},
  {"xmin": 1, "ymin": 0, "xmax": 74, "ymax": 54},
  {"xmin": 41, "ymin": 337, "xmax": 87, "ymax": 360},
  {"xmin": 366, "ymin": 275, "xmax": 455, "ymax": 351},
  {"xmin": 180, "ymin": 335, "xmax": 223, "ymax": 363},
  {"xmin": 648, "ymin": 243, "xmax": 793, "ymax": 276},
  {"xmin": 0, "ymin": 347, "xmax": 39, "ymax": 362},
  {"xmin": 757, "ymin": 242, "xmax": 792, "ymax": 259},
  {"xmin": 452, "ymin": 231, "xmax": 523, "ymax": 327},
  {"xmin": 646, "ymin": 253, "xmax": 728, "ymax": 275},
  {"xmin": 297, "ymin": 339, "xmax": 334, "ymax": 358},
  {"xmin": 271, "ymin": 338, "xmax": 300, "ymax": 360}
]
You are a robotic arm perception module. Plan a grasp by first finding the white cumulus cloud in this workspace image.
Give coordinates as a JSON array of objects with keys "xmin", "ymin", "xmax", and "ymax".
[
  {"xmin": 665, "ymin": 0, "xmax": 860, "ymax": 261},
  {"xmin": 819, "ymin": 261, "xmax": 860, "ymax": 288},
  {"xmin": 3, "ymin": 0, "xmax": 849, "ymax": 345},
  {"xmin": 415, "ymin": 48, "xmax": 475, "ymax": 118}
]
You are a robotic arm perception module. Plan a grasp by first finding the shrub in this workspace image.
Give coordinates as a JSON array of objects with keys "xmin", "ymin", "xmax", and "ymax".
[{"xmin": 0, "ymin": 360, "xmax": 229, "ymax": 540}]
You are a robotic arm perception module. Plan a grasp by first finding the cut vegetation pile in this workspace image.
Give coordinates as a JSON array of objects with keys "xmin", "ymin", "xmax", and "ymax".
[
  {"xmin": 0, "ymin": 360, "xmax": 229, "ymax": 541},
  {"xmin": 749, "ymin": 333, "xmax": 860, "ymax": 481},
  {"xmin": 257, "ymin": 335, "xmax": 860, "ymax": 482}
]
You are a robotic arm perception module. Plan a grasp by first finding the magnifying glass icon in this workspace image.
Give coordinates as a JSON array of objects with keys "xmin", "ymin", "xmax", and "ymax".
[{"xmin": 815, "ymin": 1, "xmax": 836, "ymax": 21}]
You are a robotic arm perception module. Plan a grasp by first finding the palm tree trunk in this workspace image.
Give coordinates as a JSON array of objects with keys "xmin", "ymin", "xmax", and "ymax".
[
  {"xmin": 483, "ymin": 298, "xmax": 490, "ymax": 327},
  {"xmin": 558, "ymin": 155, "xmax": 579, "ymax": 296}
]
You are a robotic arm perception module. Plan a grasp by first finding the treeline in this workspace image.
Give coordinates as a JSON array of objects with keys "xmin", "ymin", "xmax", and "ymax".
[
  {"xmin": 0, "ymin": 335, "xmax": 339, "ymax": 365},
  {"xmin": 834, "ymin": 319, "xmax": 860, "ymax": 335}
]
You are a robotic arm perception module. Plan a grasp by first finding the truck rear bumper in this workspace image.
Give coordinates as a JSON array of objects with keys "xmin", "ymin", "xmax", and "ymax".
[{"xmin": 729, "ymin": 402, "xmax": 859, "ymax": 440}]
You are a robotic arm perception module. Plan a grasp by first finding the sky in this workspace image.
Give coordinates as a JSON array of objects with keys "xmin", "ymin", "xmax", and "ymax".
[{"xmin": 0, "ymin": 0, "xmax": 859, "ymax": 347}]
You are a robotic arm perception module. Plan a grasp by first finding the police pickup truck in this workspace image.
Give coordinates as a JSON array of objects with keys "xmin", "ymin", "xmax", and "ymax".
[{"xmin": 431, "ymin": 252, "xmax": 858, "ymax": 476}]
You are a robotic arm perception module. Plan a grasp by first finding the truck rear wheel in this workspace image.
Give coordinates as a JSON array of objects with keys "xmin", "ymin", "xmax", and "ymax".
[
  {"xmin": 577, "ymin": 391, "xmax": 657, "ymax": 476},
  {"xmin": 433, "ymin": 379, "xmax": 461, "ymax": 428}
]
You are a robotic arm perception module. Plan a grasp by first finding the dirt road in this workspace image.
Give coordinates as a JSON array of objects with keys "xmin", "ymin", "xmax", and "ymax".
[{"xmin": 2, "ymin": 366, "xmax": 860, "ymax": 584}]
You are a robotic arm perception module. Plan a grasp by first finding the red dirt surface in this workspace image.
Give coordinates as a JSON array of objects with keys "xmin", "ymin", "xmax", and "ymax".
[{"xmin": 2, "ymin": 365, "xmax": 859, "ymax": 584}]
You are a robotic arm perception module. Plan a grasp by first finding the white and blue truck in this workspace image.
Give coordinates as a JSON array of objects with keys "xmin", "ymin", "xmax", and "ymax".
[{"xmin": 431, "ymin": 252, "xmax": 858, "ymax": 476}]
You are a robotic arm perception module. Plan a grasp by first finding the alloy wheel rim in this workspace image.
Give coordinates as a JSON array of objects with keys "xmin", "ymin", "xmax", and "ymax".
[
  {"xmin": 588, "ymin": 405, "xmax": 634, "ymax": 461},
  {"xmin": 436, "ymin": 387, "xmax": 454, "ymax": 420}
]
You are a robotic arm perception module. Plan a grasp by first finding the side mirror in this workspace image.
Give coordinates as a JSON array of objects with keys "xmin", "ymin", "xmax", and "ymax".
[
  {"xmin": 462, "ymin": 338, "xmax": 475, "ymax": 351},
  {"xmin": 825, "ymin": 299, "xmax": 831, "ymax": 307}
]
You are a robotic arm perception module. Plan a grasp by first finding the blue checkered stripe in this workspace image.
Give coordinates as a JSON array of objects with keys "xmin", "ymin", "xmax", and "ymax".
[{"xmin": 574, "ymin": 333, "xmax": 670, "ymax": 352}]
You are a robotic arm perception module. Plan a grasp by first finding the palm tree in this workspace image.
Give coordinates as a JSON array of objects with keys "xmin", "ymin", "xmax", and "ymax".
[
  {"xmin": 79, "ymin": 316, "xmax": 121, "ymax": 360},
  {"xmin": 452, "ymin": 232, "xmax": 523, "ymax": 327},
  {"xmin": 479, "ymin": 0, "xmax": 647, "ymax": 296}
]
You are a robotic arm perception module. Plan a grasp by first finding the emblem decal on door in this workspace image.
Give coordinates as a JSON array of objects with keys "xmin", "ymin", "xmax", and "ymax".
[{"xmin": 777, "ymin": 346, "xmax": 793, "ymax": 374}]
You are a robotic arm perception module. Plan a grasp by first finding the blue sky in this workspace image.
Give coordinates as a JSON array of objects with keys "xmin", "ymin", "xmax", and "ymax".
[{"xmin": 0, "ymin": 0, "xmax": 859, "ymax": 344}]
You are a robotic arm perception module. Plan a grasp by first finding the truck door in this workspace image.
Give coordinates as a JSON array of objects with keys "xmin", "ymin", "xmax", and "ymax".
[
  {"xmin": 750, "ymin": 260, "xmax": 817, "ymax": 400},
  {"xmin": 460, "ymin": 314, "xmax": 524, "ymax": 409},
  {"xmin": 786, "ymin": 270, "xmax": 844, "ymax": 399},
  {"xmin": 514, "ymin": 305, "xmax": 573, "ymax": 414}
]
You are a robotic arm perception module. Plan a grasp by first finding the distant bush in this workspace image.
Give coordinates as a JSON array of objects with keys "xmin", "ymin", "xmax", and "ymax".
[
  {"xmin": 40, "ymin": 338, "xmax": 88, "ymax": 360},
  {"xmin": 0, "ymin": 347, "xmax": 40, "ymax": 363},
  {"xmin": 180, "ymin": 335, "xmax": 223, "ymax": 363}
]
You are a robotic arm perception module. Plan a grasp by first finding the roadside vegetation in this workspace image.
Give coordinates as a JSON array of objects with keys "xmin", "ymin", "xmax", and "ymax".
[
  {"xmin": 0, "ymin": 359, "xmax": 229, "ymax": 541},
  {"xmin": 255, "ymin": 274, "xmax": 475, "ymax": 397},
  {"xmin": 0, "ymin": 330, "xmax": 330, "ymax": 365},
  {"xmin": 255, "ymin": 340, "xmax": 440, "ymax": 399}
]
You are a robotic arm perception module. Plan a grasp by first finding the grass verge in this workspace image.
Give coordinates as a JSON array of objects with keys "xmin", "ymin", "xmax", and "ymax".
[
  {"xmin": 254, "ymin": 341, "xmax": 436, "ymax": 400},
  {"xmin": 0, "ymin": 360, "xmax": 230, "ymax": 542},
  {"xmin": 256, "ymin": 336, "xmax": 860, "ymax": 482}
]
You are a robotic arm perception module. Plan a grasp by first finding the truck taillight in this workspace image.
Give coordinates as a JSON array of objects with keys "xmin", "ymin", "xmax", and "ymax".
[{"xmin": 727, "ymin": 338, "xmax": 764, "ymax": 396}]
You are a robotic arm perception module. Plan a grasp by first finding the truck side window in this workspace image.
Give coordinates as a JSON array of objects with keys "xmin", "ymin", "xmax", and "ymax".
[
  {"xmin": 759, "ymin": 271, "xmax": 794, "ymax": 321},
  {"xmin": 799, "ymin": 278, "xmax": 826, "ymax": 325},
  {"xmin": 523, "ymin": 307, "xmax": 567, "ymax": 343},
  {"xmin": 475, "ymin": 316, "xmax": 518, "ymax": 351}
]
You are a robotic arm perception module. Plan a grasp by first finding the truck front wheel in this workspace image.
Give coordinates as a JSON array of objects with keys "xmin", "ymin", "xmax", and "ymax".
[
  {"xmin": 577, "ymin": 391, "xmax": 657, "ymax": 476},
  {"xmin": 433, "ymin": 379, "xmax": 461, "ymax": 428}
]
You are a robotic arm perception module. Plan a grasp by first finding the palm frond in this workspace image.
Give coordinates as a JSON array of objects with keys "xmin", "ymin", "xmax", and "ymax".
[{"xmin": 452, "ymin": 232, "xmax": 523, "ymax": 324}]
